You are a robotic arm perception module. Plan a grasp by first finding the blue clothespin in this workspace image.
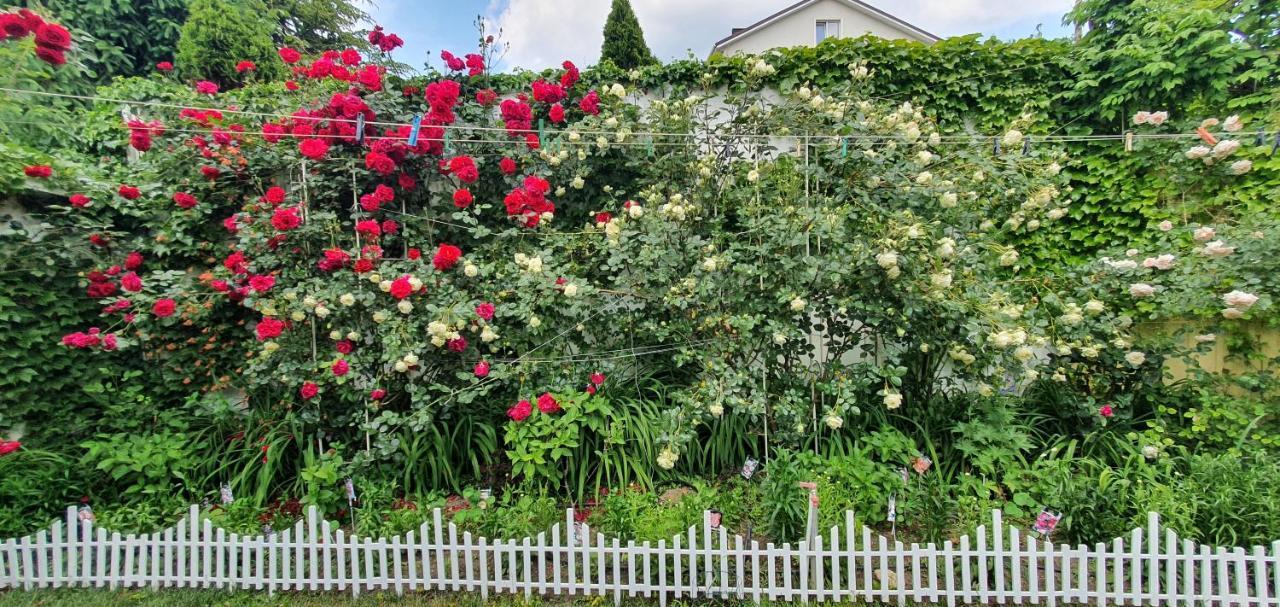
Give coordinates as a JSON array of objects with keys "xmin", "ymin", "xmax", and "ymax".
[
  {"xmin": 1256, "ymin": 131, "xmax": 1266, "ymax": 146},
  {"xmin": 1272, "ymin": 133, "xmax": 1280, "ymax": 155},
  {"xmin": 407, "ymin": 114, "xmax": 422, "ymax": 146},
  {"xmin": 993, "ymin": 136, "xmax": 1001, "ymax": 155},
  {"xmin": 1022, "ymin": 137, "xmax": 1031, "ymax": 156},
  {"xmin": 355, "ymin": 114, "xmax": 365, "ymax": 145}
]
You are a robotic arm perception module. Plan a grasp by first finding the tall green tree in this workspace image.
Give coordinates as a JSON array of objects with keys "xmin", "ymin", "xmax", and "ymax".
[
  {"xmin": 600, "ymin": 0, "xmax": 656, "ymax": 70},
  {"xmin": 175, "ymin": 0, "xmax": 285, "ymax": 87},
  {"xmin": 263, "ymin": 0, "xmax": 370, "ymax": 52}
]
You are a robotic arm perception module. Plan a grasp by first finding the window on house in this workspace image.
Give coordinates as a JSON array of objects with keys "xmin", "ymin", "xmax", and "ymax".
[{"xmin": 815, "ymin": 20, "xmax": 841, "ymax": 43}]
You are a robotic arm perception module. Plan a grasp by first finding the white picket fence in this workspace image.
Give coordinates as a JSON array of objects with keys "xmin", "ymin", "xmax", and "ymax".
[{"xmin": 2, "ymin": 505, "xmax": 1278, "ymax": 605}]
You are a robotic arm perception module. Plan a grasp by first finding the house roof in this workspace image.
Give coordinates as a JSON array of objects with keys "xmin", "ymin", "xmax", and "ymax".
[{"xmin": 711, "ymin": 0, "xmax": 940, "ymax": 54}]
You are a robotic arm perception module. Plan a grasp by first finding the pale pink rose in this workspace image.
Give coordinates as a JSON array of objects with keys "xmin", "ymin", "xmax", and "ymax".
[
  {"xmin": 1142, "ymin": 254, "xmax": 1175, "ymax": 270},
  {"xmin": 1200, "ymin": 118, "xmax": 1220, "ymax": 129},
  {"xmin": 1185, "ymin": 146, "xmax": 1211, "ymax": 160},
  {"xmin": 1129, "ymin": 283, "xmax": 1156, "ymax": 298},
  {"xmin": 1212, "ymin": 140, "xmax": 1240, "ymax": 158},
  {"xmin": 1229, "ymin": 160, "xmax": 1252, "ymax": 175},
  {"xmin": 1158, "ymin": 220, "xmax": 1173, "ymax": 231},
  {"xmin": 1222, "ymin": 308, "xmax": 1244, "ymax": 320},
  {"xmin": 1132, "ymin": 111, "xmax": 1151, "ymax": 125},
  {"xmin": 1222, "ymin": 290, "xmax": 1258, "ymax": 310},
  {"xmin": 1125, "ymin": 248, "xmax": 1139, "ymax": 257},
  {"xmin": 1194, "ymin": 227, "xmax": 1216, "ymax": 241},
  {"xmin": 1200, "ymin": 240, "xmax": 1235, "ymax": 258},
  {"xmin": 1222, "ymin": 115, "xmax": 1242, "ymax": 132},
  {"xmin": 1149, "ymin": 111, "xmax": 1168, "ymax": 125}
]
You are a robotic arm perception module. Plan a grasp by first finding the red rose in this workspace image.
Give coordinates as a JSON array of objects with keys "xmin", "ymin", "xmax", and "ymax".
[
  {"xmin": 0, "ymin": 14, "xmax": 30, "ymax": 38},
  {"xmin": 465, "ymin": 53, "xmax": 484, "ymax": 76},
  {"xmin": 355, "ymin": 219, "xmax": 381, "ymax": 238},
  {"xmin": 1099, "ymin": 404, "xmax": 1114, "ymax": 418},
  {"xmin": 370, "ymin": 388, "xmax": 386, "ymax": 401},
  {"xmin": 89, "ymin": 233, "xmax": 109, "ymax": 248},
  {"xmin": 285, "ymin": 80, "xmax": 299, "ymax": 91},
  {"xmin": 452, "ymin": 189, "xmax": 473, "ymax": 208},
  {"xmin": 271, "ymin": 206, "xmax": 302, "ymax": 231},
  {"xmin": 223, "ymin": 215, "xmax": 239, "ymax": 233},
  {"xmin": 536, "ymin": 392, "xmax": 561, "ymax": 414},
  {"xmin": 561, "ymin": 61, "xmax": 580, "ymax": 89},
  {"xmin": 507, "ymin": 399, "xmax": 533, "ymax": 421},
  {"xmin": 23, "ymin": 165, "xmax": 51, "ymax": 178},
  {"xmin": 341, "ymin": 48, "xmax": 361, "ymax": 65},
  {"xmin": 69, "ymin": 193, "xmax": 90, "ymax": 208},
  {"xmin": 236, "ymin": 60, "xmax": 256, "ymax": 73},
  {"xmin": 263, "ymin": 186, "xmax": 287, "ymax": 205},
  {"xmin": 531, "ymin": 79, "xmax": 566, "ymax": 104},
  {"xmin": 579, "ymin": 90, "xmax": 600, "ymax": 115},
  {"xmin": 590, "ymin": 372, "xmax": 606, "ymax": 386},
  {"xmin": 279, "ymin": 47, "xmax": 301, "ymax": 64},
  {"xmin": 129, "ymin": 132, "xmax": 152, "ymax": 151},
  {"xmin": 398, "ymin": 173, "xmax": 417, "ymax": 190},
  {"xmin": 474, "ymin": 360, "xmax": 490, "ymax": 377},
  {"xmin": 200, "ymin": 165, "xmax": 220, "ymax": 180},
  {"xmin": 256, "ymin": 317, "xmax": 285, "ymax": 340},
  {"xmin": 525, "ymin": 133, "xmax": 540, "ymax": 149},
  {"xmin": 475, "ymin": 302, "xmax": 495, "ymax": 321},
  {"xmin": 353, "ymin": 258, "xmax": 374, "ymax": 273},
  {"xmin": 499, "ymin": 157, "xmax": 517, "ymax": 175},
  {"xmin": 335, "ymin": 340, "xmax": 354, "ymax": 354},
  {"xmin": 549, "ymin": 103, "xmax": 565, "ymax": 123},
  {"xmin": 172, "ymin": 192, "xmax": 197, "ymax": 209},
  {"xmin": 0, "ymin": 441, "xmax": 21, "ymax": 457},
  {"xmin": 33, "ymin": 46, "xmax": 64, "ymax": 66},
  {"xmin": 389, "ymin": 275, "xmax": 413, "ymax": 300},
  {"xmin": 195, "ymin": 80, "xmax": 218, "ymax": 95},
  {"xmin": 155, "ymin": 61, "xmax": 173, "ymax": 72},
  {"xmin": 300, "ymin": 382, "xmax": 319, "ymax": 400},
  {"xmin": 356, "ymin": 64, "xmax": 382, "ymax": 91},
  {"xmin": 365, "ymin": 151, "xmax": 396, "ymax": 175},
  {"xmin": 475, "ymin": 89, "xmax": 497, "ymax": 105},
  {"xmin": 34, "ymin": 22, "xmax": 71, "ymax": 50},
  {"xmin": 124, "ymin": 251, "xmax": 143, "ymax": 270},
  {"xmin": 299, "ymin": 138, "xmax": 329, "ymax": 160},
  {"xmin": 248, "ymin": 275, "xmax": 275, "ymax": 292},
  {"xmin": 432, "ymin": 244, "xmax": 462, "ymax": 271},
  {"xmin": 407, "ymin": 248, "xmax": 422, "ymax": 260},
  {"xmin": 332, "ymin": 359, "xmax": 349, "ymax": 376},
  {"xmin": 446, "ymin": 337, "xmax": 467, "ymax": 352},
  {"xmin": 118, "ymin": 184, "xmax": 141, "ymax": 199},
  {"xmin": 152, "ymin": 298, "xmax": 177, "ymax": 317},
  {"xmin": 120, "ymin": 272, "xmax": 142, "ymax": 292}
]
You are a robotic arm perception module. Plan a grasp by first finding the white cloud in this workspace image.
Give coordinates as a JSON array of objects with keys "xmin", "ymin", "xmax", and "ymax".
[{"xmin": 489, "ymin": 0, "xmax": 1073, "ymax": 69}]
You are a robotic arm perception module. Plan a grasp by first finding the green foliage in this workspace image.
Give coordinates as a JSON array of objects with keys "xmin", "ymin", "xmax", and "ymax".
[
  {"xmin": 17, "ymin": 0, "xmax": 187, "ymax": 80},
  {"xmin": 600, "ymin": 0, "xmax": 656, "ymax": 70},
  {"xmin": 0, "ymin": 448, "xmax": 82, "ymax": 537},
  {"xmin": 81, "ymin": 431, "xmax": 199, "ymax": 497},
  {"xmin": 175, "ymin": 0, "xmax": 285, "ymax": 87}
]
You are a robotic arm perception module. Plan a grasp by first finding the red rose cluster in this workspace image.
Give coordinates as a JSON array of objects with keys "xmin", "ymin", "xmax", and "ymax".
[
  {"xmin": 504, "ymin": 175, "xmax": 556, "ymax": 227},
  {"xmin": 507, "ymin": 392, "xmax": 562, "ymax": 421},
  {"xmin": 1, "ymin": 9, "xmax": 71, "ymax": 66}
]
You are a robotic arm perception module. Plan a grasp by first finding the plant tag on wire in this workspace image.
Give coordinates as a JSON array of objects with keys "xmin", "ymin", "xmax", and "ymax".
[
  {"xmin": 344, "ymin": 478, "xmax": 357, "ymax": 502},
  {"xmin": 912, "ymin": 455, "xmax": 932, "ymax": 475},
  {"xmin": 741, "ymin": 457, "xmax": 759, "ymax": 479},
  {"xmin": 220, "ymin": 483, "xmax": 234, "ymax": 505},
  {"xmin": 886, "ymin": 494, "xmax": 897, "ymax": 522},
  {"xmin": 1033, "ymin": 508, "xmax": 1062, "ymax": 536}
]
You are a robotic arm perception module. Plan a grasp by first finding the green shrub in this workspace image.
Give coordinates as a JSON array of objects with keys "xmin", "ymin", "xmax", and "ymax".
[{"xmin": 175, "ymin": 0, "xmax": 284, "ymax": 87}]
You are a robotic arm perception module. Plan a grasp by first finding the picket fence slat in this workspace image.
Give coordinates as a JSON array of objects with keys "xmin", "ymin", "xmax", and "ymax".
[{"xmin": 3, "ymin": 508, "xmax": 1279, "ymax": 605}]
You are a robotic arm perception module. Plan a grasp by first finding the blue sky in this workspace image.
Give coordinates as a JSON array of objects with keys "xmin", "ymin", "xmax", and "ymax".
[{"xmin": 367, "ymin": 0, "xmax": 1075, "ymax": 73}]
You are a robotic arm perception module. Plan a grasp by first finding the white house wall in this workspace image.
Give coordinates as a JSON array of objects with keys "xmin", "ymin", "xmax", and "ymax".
[{"xmin": 717, "ymin": 0, "xmax": 927, "ymax": 56}]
